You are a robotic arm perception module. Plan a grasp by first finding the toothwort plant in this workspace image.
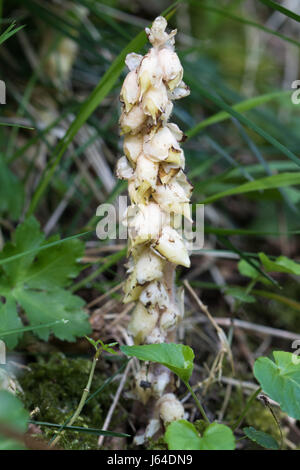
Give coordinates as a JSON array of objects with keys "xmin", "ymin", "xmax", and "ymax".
[{"xmin": 117, "ymin": 17, "xmax": 192, "ymax": 438}]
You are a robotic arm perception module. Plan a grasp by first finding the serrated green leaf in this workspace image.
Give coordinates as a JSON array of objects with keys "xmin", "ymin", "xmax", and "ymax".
[
  {"xmin": 121, "ymin": 343, "xmax": 194, "ymax": 383},
  {"xmin": 0, "ymin": 217, "xmax": 90, "ymax": 347},
  {"xmin": 15, "ymin": 288, "xmax": 89, "ymax": 342},
  {"xmin": 0, "ymin": 390, "xmax": 29, "ymax": 450},
  {"xmin": 165, "ymin": 420, "xmax": 235, "ymax": 450},
  {"xmin": 243, "ymin": 426, "xmax": 279, "ymax": 450},
  {"xmin": 254, "ymin": 351, "xmax": 300, "ymax": 419},
  {"xmin": 23, "ymin": 236, "xmax": 84, "ymax": 289},
  {"xmin": 259, "ymin": 253, "xmax": 300, "ymax": 275},
  {"xmin": 0, "ymin": 217, "xmax": 44, "ymax": 281},
  {"xmin": 0, "ymin": 296, "xmax": 22, "ymax": 349}
]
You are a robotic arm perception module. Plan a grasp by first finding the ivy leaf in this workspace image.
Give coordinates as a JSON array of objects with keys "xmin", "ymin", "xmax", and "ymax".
[
  {"xmin": 121, "ymin": 343, "xmax": 194, "ymax": 383},
  {"xmin": 254, "ymin": 351, "xmax": 300, "ymax": 419},
  {"xmin": 0, "ymin": 217, "xmax": 91, "ymax": 347},
  {"xmin": 259, "ymin": 252, "xmax": 300, "ymax": 276},
  {"xmin": 243, "ymin": 426, "xmax": 279, "ymax": 450},
  {"xmin": 165, "ymin": 420, "xmax": 235, "ymax": 450},
  {"xmin": 0, "ymin": 390, "xmax": 29, "ymax": 450}
]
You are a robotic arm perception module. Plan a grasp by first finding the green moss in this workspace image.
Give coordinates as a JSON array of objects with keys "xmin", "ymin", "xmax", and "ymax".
[
  {"xmin": 225, "ymin": 389, "xmax": 286, "ymax": 447},
  {"xmin": 147, "ymin": 436, "xmax": 168, "ymax": 450},
  {"xmin": 18, "ymin": 353, "xmax": 120, "ymax": 450}
]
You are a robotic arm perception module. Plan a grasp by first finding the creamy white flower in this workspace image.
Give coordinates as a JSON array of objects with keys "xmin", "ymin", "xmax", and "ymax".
[
  {"xmin": 125, "ymin": 52, "xmax": 143, "ymax": 71},
  {"xmin": 158, "ymin": 393, "xmax": 185, "ymax": 424},
  {"xmin": 145, "ymin": 16, "xmax": 176, "ymax": 48},
  {"xmin": 139, "ymin": 280, "xmax": 169, "ymax": 309},
  {"xmin": 138, "ymin": 48, "xmax": 162, "ymax": 98},
  {"xmin": 135, "ymin": 248, "xmax": 164, "ymax": 285},
  {"xmin": 158, "ymin": 48, "xmax": 183, "ymax": 90},
  {"xmin": 168, "ymin": 81, "xmax": 190, "ymax": 100},
  {"xmin": 142, "ymin": 85, "xmax": 169, "ymax": 123},
  {"xmin": 120, "ymin": 70, "xmax": 140, "ymax": 112},
  {"xmin": 145, "ymin": 327, "xmax": 166, "ymax": 344},
  {"xmin": 119, "ymin": 103, "xmax": 147, "ymax": 134},
  {"xmin": 154, "ymin": 226, "xmax": 190, "ymax": 267},
  {"xmin": 143, "ymin": 126, "xmax": 184, "ymax": 166},
  {"xmin": 125, "ymin": 202, "xmax": 166, "ymax": 246},
  {"xmin": 128, "ymin": 302, "xmax": 158, "ymax": 344},
  {"xmin": 116, "ymin": 16, "xmax": 193, "ymax": 417},
  {"xmin": 136, "ymin": 153, "xmax": 158, "ymax": 190},
  {"xmin": 123, "ymin": 133, "xmax": 143, "ymax": 164},
  {"xmin": 123, "ymin": 269, "xmax": 143, "ymax": 303},
  {"xmin": 167, "ymin": 123, "xmax": 184, "ymax": 142},
  {"xmin": 152, "ymin": 171, "xmax": 193, "ymax": 219},
  {"xmin": 115, "ymin": 156, "xmax": 134, "ymax": 180}
]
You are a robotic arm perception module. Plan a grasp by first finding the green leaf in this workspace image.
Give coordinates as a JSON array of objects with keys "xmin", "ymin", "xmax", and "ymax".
[
  {"xmin": 243, "ymin": 426, "xmax": 279, "ymax": 450},
  {"xmin": 238, "ymin": 259, "xmax": 271, "ymax": 285},
  {"xmin": 259, "ymin": 0, "xmax": 300, "ymax": 23},
  {"xmin": 120, "ymin": 343, "xmax": 194, "ymax": 383},
  {"xmin": 0, "ymin": 155, "xmax": 24, "ymax": 220},
  {"xmin": 187, "ymin": 90, "xmax": 290, "ymax": 138},
  {"xmin": 193, "ymin": 2, "xmax": 300, "ymax": 48},
  {"xmin": 165, "ymin": 420, "xmax": 235, "ymax": 450},
  {"xmin": 15, "ymin": 288, "xmax": 87, "ymax": 342},
  {"xmin": 185, "ymin": 75, "xmax": 300, "ymax": 168},
  {"xmin": 0, "ymin": 22, "xmax": 25, "ymax": 46},
  {"xmin": 201, "ymin": 173, "xmax": 300, "ymax": 205},
  {"xmin": 165, "ymin": 420, "xmax": 202, "ymax": 450},
  {"xmin": 0, "ymin": 297, "xmax": 22, "ymax": 349},
  {"xmin": 30, "ymin": 421, "xmax": 130, "ymax": 438},
  {"xmin": 254, "ymin": 351, "xmax": 300, "ymax": 419},
  {"xmin": 259, "ymin": 253, "xmax": 300, "ymax": 275},
  {"xmin": 0, "ymin": 390, "xmax": 29, "ymax": 450},
  {"xmin": 197, "ymin": 422, "xmax": 235, "ymax": 450},
  {"xmin": 0, "ymin": 217, "xmax": 91, "ymax": 347},
  {"xmin": 225, "ymin": 287, "xmax": 255, "ymax": 303}
]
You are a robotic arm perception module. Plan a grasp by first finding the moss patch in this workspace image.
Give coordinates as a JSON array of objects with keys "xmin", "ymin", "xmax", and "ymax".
[{"xmin": 18, "ymin": 353, "xmax": 120, "ymax": 450}]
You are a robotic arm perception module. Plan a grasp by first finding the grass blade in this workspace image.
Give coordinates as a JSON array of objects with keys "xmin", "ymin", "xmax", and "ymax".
[
  {"xmin": 200, "ymin": 172, "xmax": 300, "ymax": 204},
  {"xmin": 259, "ymin": 0, "xmax": 300, "ymax": 23},
  {"xmin": 186, "ymin": 90, "xmax": 290, "ymax": 138}
]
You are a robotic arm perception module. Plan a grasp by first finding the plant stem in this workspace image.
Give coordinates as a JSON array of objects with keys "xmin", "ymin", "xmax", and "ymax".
[
  {"xmin": 50, "ymin": 349, "xmax": 101, "ymax": 447},
  {"xmin": 185, "ymin": 382, "xmax": 210, "ymax": 424},
  {"xmin": 232, "ymin": 386, "xmax": 262, "ymax": 431}
]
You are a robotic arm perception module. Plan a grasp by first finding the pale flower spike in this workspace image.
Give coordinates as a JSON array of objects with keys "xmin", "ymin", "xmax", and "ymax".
[{"xmin": 117, "ymin": 16, "xmax": 192, "ymax": 441}]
